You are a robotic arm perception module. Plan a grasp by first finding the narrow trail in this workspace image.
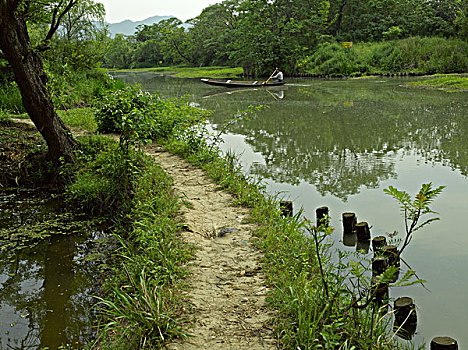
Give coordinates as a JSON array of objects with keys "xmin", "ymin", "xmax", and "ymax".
[
  {"xmin": 145, "ymin": 144, "xmax": 277, "ymax": 350},
  {"xmin": 10, "ymin": 119, "xmax": 277, "ymax": 348}
]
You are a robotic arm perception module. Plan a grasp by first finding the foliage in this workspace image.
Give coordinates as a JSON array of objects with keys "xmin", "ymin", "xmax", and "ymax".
[
  {"xmin": 92, "ymin": 151, "xmax": 191, "ymax": 348},
  {"xmin": 304, "ymin": 37, "xmax": 468, "ymax": 75},
  {"xmin": 384, "ymin": 183, "xmax": 445, "ymax": 254},
  {"xmin": 100, "ymin": 0, "xmax": 467, "ymax": 76},
  {"xmin": 94, "ymin": 85, "xmax": 208, "ymax": 150},
  {"xmin": 64, "ymin": 137, "xmax": 146, "ymax": 215}
]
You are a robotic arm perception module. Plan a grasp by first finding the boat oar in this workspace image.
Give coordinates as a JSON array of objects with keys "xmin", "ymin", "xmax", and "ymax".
[{"xmin": 264, "ymin": 69, "xmax": 277, "ymax": 84}]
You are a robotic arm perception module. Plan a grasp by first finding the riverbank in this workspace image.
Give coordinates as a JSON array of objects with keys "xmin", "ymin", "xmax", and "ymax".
[
  {"xmin": 2, "ymin": 95, "xmax": 426, "ymax": 349},
  {"xmin": 105, "ymin": 65, "xmax": 243, "ymax": 79}
]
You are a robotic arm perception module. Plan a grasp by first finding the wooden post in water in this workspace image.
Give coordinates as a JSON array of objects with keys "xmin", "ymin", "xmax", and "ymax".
[
  {"xmin": 280, "ymin": 201, "xmax": 293, "ymax": 218},
  {"xmin": 343, "ymin": 231, "xmax": 357, "ymax": 247},
  {"xmin": 342, "ymin": 212, "xmax": 356, "ymax": 234},
  {"xmin": 356, "ymin": 222, "xmax": 371, "ymax": 241},
  {"xmin": 372, "ymin": 256, "xmax": 388, "ymax": 276},
  {"xmin": 394, "ymin": 297, "xmax": 417, "ymax": 340},
  {"xmin": 430, "ymin": 337, "xmax": 458, "ymax": 350},
  {"xmin": 382, "ymin": 244, "xmax": 400, "ymax": 282},
  {"xmin": 382, "ymin": 245, "xmax": 400, "ymax": 266},
  {"xmin": 371, "ymin": 276, "xmax": 389, "ymax": 301},
  {"xmin": 394, "ymin": 297, "xmax": 417, "ymax": 325},
  {"xmin": 316, "ymin": 206, "xmax": 329, "ymax": 226},
  {"xmin": 372, "ymin": 236, "xmax": 387, "ymax": 252},
  {"xmin": 356, "ymin": 240, "xmax": 370, "ymax": 253}
]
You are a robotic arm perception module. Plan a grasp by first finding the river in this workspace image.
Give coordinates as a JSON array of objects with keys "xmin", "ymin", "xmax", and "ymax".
[{"xmin": 113, "ymin": 71, "xmax": 468, "ymax": 348}]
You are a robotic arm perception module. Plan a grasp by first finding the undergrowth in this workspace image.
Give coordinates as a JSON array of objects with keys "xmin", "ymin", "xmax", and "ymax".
[{"xmin": 302, "ymin": 36, "xmax": 468, "ymax": 76}]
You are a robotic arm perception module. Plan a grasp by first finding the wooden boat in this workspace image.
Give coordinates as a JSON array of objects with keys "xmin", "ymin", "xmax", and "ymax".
[{"xmin": 201, "ymin": 78, "xmax": 285, "ymax": 87}]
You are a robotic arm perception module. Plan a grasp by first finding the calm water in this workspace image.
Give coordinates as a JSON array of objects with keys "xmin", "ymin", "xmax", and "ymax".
[
  {"xmin": 114, "ymin": 72, "xmax": 468, "ymax": 347},
  {"xmin": 0, "ymin": 189, "xmax": 101, "ymax": 349}
]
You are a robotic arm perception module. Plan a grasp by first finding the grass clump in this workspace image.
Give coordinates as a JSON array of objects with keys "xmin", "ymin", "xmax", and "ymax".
[
  {"xmin": 63, "ymin": 135, "xmax": 191, "ymax": 348},
  {"xmin": 95, "ymin": 156, "xmax": 191, "ymax": 349},
  {"xmin": 408, "ymin": 75, "xmax": 468, "ymax": 91},
  {"xmin": 57, "ymin": 108, "xmax": 98, "ymax": 132}
]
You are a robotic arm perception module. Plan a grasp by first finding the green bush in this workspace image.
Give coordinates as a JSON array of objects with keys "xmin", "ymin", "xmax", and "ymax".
[
  {"xmin": 65, "ymin": 137, "xmax": 147, "ymax": 215},
  {"xmin": 303, "ymin": 37, "xmax": 468, "ymax": 75},
  {"xmin": 94, "ymin": 85, "xmax": 209, "ymax": 143}
]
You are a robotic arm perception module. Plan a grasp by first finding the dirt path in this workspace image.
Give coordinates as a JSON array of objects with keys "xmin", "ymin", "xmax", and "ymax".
[
  {"xmin": 145, "ymin": 145, "xmax": 277, "ymax": 350},
  {"xmin": 10, "ymin": 119, "xmax": 277, "ymax": 348}
]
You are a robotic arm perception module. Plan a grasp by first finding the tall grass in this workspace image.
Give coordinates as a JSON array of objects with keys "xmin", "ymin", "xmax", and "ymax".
[
  {"xmin": 304, "ymin": 36, "xmax": 468, "ymax": 75},
  {"xmin": 0, "ymin": 81, "xmax": 25, "ymax": 113},
  {"xmin": 93, "ymin": 154, "xmax": 191, "ymax": 349}
]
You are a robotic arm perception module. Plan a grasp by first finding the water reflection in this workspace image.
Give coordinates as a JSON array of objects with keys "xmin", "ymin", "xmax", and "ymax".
[
  {"xmin": 203, "ymin": 86, "xmax": 286, "ymax": 100},
  {"xmin": 0, "ymin": 190, "xmax": 99, "ymax": 349},
  {"xmin": 209, "ymin": 81, "xmax": 467, "ymax": 200}
]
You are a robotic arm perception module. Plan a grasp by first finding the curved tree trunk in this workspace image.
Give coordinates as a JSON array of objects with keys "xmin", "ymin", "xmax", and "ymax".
[{"xmin": 0, "ymin": 4, "xmax": 78, "ymax": 163}]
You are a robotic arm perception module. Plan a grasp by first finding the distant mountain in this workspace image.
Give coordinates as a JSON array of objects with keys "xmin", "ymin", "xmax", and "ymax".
[{"xmin": 107, "ymin": 15, "xmax": 174, "ymax": 37}]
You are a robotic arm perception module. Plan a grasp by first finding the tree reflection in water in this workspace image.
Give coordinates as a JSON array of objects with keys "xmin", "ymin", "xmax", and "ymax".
[{"xmin": 0, "ymin": 190, "xmax": 97, "ymax": 349}]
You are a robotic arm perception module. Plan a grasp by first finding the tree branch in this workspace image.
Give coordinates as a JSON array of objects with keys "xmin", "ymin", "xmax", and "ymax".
[{"xmin": 44, "ymin": 0, "xmax": 78, "ymax": 42}]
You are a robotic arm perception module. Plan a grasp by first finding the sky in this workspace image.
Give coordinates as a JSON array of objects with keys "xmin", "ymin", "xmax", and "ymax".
[{"xmin": 98, "ymin": 0, "xmax": 224, "ymax": 23}]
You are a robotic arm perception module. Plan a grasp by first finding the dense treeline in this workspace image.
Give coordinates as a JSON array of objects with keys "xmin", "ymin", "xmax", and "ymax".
[{"xmin": 103, "ymin": 0, "xmax": 468, "ymax": 76}]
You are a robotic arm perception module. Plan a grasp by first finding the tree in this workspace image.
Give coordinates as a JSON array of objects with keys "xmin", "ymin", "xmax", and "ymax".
[
  {"xmin": 104, "ymin": 34, "xmax": 135, "ymax": 69},
  {"xmin": 0, "ymin": 0, "xmax": 88, "ymax": 163}
]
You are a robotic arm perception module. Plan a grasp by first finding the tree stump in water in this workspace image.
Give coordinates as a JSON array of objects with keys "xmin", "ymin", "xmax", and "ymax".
[
  {"xmin": 394, "ymin": 297, "xmax": 417, "ymax": 325},
  {"xmin": 372, "ymin": 256, "xmax": 388, "ymax": 276},
  {"xmin": 430, "ymin": 337, "xmax": 458, "ymax": 350},
  {"xmin": 371, "ymin": 276, "xmax": 389, "ymax": 301},
  {"xmin": 372, "ymin": 236, "xmax": 387, "ymax": 251},
  {"xmin": 356, "ymin": 222, "xmax": 370, "ymax": 241},
  {"xmin": 342, "ymin": 212, "xmax": 357, "ymax": 234},
  {"xmin": 382, "ymin": 245, "xmax": 400, "ymax": 266},
  {"xmin": 316, "ymin": 206, "xmax": 329, "ymax": 226},
  {"xmin": 280, "ymin": 201, "xmax": 293, "ymax": 218}
]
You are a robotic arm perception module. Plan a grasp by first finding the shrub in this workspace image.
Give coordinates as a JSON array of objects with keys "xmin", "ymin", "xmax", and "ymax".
[
  {"xmin": 303, "ymin": 37, "xmax": 468, "ymax": 75},
  {"xmin": 94, "ymin": 85, "xmax": 209, "ymax": 145}
]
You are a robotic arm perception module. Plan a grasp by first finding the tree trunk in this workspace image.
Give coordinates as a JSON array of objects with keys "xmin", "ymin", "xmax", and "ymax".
[{"xmin": 0, "ymin": 5, "xmax": 78, "ymax": 163}]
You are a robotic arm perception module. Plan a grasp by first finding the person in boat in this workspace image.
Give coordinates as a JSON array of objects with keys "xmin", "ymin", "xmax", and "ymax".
[{"xmin": 271, "ymin": 68, "xmax": 283, "ymax": 82}]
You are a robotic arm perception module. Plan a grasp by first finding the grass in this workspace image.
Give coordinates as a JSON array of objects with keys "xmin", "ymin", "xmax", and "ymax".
[
  {"xmin": 303, "ymin": 36, "xmax": 468, "ymax": 76},
  {"xmin": 57, "ymin": 108, "xmax": 98, "ymax": 132},
  {"xmin": 105, "ymin": 65, "xmax": 244, "ymax": 79},
  {"xmin": 93, "ymin": 154, "xmax": 192, "ymax": 349},
  {"xmin": 408, "ymin": 75, "xmax": 468, "ymax": 91}
]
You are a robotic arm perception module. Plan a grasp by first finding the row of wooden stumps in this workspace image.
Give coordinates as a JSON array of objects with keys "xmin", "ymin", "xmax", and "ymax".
[{"xmin": 279, "ymin": 201, "xmax": 459, "ymax": 349}]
